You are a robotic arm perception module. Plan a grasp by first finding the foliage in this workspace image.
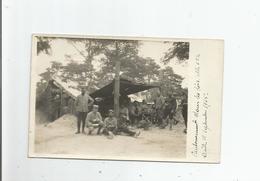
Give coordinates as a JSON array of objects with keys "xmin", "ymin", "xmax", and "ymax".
[
  {"xmin": 36, "ymin": 61, "xmax": 63, "ymax": 97},
  {"xmin": 162, "ymin": 42, "xmax": 189, "ymax": 64},
  {"xmin": 66, "ymin": 38, "xmax": 111, "ymax": 63},
  {"xmin": 36, "ymin": 37, "xmax": 53, "ymax": 55},
  {"xmin": 158, "ymin": 66, "xmax": 184, "ymax": 96},
  {"xmin": 148, "ymin": 66, "xmax": 185, "ymax": 102},
  {"xmin": 36, "ymin": 38, "xmax": 187, "ymax": 101},
  {"xmin": 96, "ymin": 40, "xmax": 140, "ymax": 83}
]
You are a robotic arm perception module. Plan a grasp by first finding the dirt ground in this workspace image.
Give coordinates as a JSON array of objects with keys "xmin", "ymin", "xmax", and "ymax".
[{"xmin": 34, "ymin": 114, "xmax": 186, "ymax": 161}]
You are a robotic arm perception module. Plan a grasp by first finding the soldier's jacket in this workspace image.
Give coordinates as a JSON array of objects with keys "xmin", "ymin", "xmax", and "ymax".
[
  {"xmin": 104, "ymin": 117, "xmax": 117, "ymax": 128},
  {"xmin": 75, "ymin": 94, "xmax": 93, "ymax": 112},
  {"xmin": 118, "ymin": 116, "xmax": 130, "ymax": 128}
]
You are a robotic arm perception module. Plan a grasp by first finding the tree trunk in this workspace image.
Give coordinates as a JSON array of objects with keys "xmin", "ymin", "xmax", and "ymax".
[{"xmin": 114, "ymin": 41, "xmax": 120, "ymax": 118}]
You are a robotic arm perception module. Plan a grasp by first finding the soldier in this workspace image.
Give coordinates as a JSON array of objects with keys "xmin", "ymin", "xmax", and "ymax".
[
  {"xmin": 182, "ymin": 94, "xmax": 188, "ymax": 134},
  {"xmin": 163, "ymin": 93, "xmax": 178, "ymax": 130},
  {"xmin": 103, "ymin": 109, "xmax": 118, "ymax": 139},
  {"xmin": 129, "ymin": 101, "xmax": 139, "ymax": 125},
  {"xmin": 138, "ymin": 100, "xmax": 151, "ymax": 130},
  {"xmin": 118, "ymin": 108, "xmax": 141, "ymax": 137},
  {"xmin": 75, "ymin": 87, "xmax": 94, "ymax": 134},
  {"xmin": 155, "ymin": 92, "xmax": 165, "ymax": 126},
  {"xmin": 86, "ymin": 105, "xmax": 103, "ymax": 135}
]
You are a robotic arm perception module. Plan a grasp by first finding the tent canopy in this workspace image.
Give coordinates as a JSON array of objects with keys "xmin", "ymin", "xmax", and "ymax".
[
  {"xmin": 90, "ymin": 78, "xmax": 159, "ymax": 98},
  {"xmin": 51, "ymin": 76, "xmax": 81, "ymax": 99},
  {"xmin": 42, "ymin": 76, "xmax": 158, "ymax": 100}
]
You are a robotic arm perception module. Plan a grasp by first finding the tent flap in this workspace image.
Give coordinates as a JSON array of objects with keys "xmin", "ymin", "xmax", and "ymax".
[{"xmin": 90, "ymin": 78, "xmax": 159, "ymax": 98}]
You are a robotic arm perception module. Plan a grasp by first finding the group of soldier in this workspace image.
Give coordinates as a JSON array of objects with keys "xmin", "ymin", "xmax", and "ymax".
[
  {"xmin": 75, "ymin": 87, "xmax": 188, "ymax": 139},
  {"xmin": 75, "ymin": 88, "xmax": 140, "ymax": 139},
  {"xmin": 119, "ymin": 92, "xmax": 188, "ymax": 133}
]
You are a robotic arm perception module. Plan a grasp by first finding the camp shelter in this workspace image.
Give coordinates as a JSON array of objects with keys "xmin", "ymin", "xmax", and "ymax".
[
  {"xmin": 36, "ymin": 76, "xmax": 159, "ymax": 121},
  {"xmin": 36, "ymin": 76, "xmax": 82, "ymax": 122},
  {"xmin": 90, "ymin": 78, "xmax": 159, "ymax": 116},
  {"xmin": 50, "ymin": 75, "xmax": 81, "ymax": 99},
  {"xmin": 128, "ymin": 94, "xmax": 143, "ymax": 102},
  {"xmin": 90, "ymin": 78, "xmax": 158, "ymax": 99}
]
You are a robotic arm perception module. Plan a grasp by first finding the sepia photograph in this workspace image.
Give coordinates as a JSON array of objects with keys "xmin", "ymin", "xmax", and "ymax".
[
  {"xmin": 29, "ymin": 35, "xmax": 189, "ymax": 161},
  {"xmin": 4, "ymin": 0, "xmax": 260, "ymax": 180}
]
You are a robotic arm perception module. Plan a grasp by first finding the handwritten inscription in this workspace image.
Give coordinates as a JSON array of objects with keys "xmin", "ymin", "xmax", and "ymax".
[
  {"xmin": 201, "ymin": 93, "xmax": 209, "ymax": 158},
  {"xmin": 191, "ymin": 54, "xmax": 210, "ymax": 159},
  {"xmin": 191, "ymin": 55, "xmax": 200, "ymax": 157}
]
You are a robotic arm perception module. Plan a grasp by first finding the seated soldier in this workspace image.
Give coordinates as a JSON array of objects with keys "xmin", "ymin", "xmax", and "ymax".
[
  {"xmin": 138, "ymin": 116, "xmax": 151, "ymax": 130},
  {"xmin": 117, "ymin": 112, "xmax": 141, "ymax": 137},
  {"xmin": 86, "ymin": 105, "xmax": 104, "ymax": 135},
  {"xmin": 103, "ymin": 109, "xmax": 118, "ymax": 139}
]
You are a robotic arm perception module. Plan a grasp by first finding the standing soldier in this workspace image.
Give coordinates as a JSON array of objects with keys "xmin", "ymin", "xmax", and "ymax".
[
  {"xmin": 164, "ymin": 93, "xmax": 178, "ymax": 130},
  {"xmin": 182, "ymin": 93, "xmax": 188, "ymax": 134},
  {"xmin": 155, "ymin": 92, "xmax": 165, "ymax": 126},
  {"xmin": 75, "ymin": 87, "xmax": 94, "ymax": 134},
  {"xmin": 138, "ymin": 100, "xmax": 151, "ymax": 130}
]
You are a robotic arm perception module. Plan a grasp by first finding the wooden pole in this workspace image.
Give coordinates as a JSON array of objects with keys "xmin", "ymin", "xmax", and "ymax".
[{"xmin": 114, "ymin": 41, "xmax": 120, "ymax": 118}]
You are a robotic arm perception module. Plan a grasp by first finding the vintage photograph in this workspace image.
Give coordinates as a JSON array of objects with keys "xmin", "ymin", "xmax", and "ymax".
[{"xmin": 29, "ymin": 35, "xmax": 189, "ymax": 161}]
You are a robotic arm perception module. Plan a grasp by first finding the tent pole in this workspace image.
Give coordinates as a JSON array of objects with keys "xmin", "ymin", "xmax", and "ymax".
[{"xmin": 114, "ymin": 41, "xmax": 120, "ymax": 118}]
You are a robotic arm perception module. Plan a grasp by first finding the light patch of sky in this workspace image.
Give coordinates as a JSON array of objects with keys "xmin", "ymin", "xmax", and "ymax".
[
  {"xmin": 35, "ymin": 38, "xmax": 188, "ymax": 88},
  {"xmin": 138, "ymin": 40, "xmax": 188, "ymax": 78}
]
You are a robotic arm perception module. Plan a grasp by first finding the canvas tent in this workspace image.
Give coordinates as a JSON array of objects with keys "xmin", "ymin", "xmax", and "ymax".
[
  {"xmin": 50, "ymin": 76, "xmax": 81, "ymax": 99},
  {"xmin": 90, "ymin": 78, "xmax": 158, "ymax": 99},
  {"xmin": 128, "ymin": 94, "xmax": 144, "ymax": 102},
  {"xmin": 37, "ymin": 76, "xmax": 159, "ymax": 121},
  {"xmin": 42, "ymin": 77, "xmax": 158, "ymax": 101},
  {"xmin": 36, "ymin": 76, "xmax": 83, "ymax": 121},
  {"xmin": 90, "ymin": 78, "xmax": 159, "ymax": 116}
]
